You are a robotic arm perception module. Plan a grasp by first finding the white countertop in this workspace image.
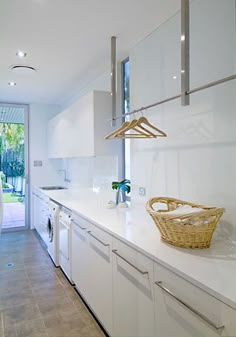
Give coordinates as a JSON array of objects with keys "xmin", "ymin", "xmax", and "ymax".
[{"xmin": 36, "ymin": 187, "xmax": 236, "ymax": 310}]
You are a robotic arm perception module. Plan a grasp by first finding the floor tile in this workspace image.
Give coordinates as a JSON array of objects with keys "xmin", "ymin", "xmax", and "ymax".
[
  {"xmin": 0, "ymin": 325, "xmax": 17, "ymax": 337},
  {"xmin": 12, "ymin": 303, "xmax": 41, "ymax": 323},
  {"xmin": 15, "ymin": 318, "xmax": 47, "ymax": 337},
  {"xmin": 37, "ymin": 295, "xmax": 77, "ymax": 317},
  {"xmin": 0, "ymin": 231, "xmax": 105, "ymax": 337}
]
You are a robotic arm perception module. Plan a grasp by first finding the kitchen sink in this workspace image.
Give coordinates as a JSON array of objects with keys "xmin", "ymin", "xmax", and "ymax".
[{"xmin": 40, "ymin": 186, "xmax": 67, "ymax": 190}]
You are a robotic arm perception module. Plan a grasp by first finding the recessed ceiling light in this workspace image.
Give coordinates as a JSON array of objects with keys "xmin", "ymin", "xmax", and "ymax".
[
  {"xmin": 16, "ymin": 50, "xmax": 27, "ymax": 58},
  {"xmin": 172, "ymin": 76, "xmax": 177, "ymax": 80},
  {"xmin": 8, "ymin": 81, "xmax": 16, "ymax": 86}
]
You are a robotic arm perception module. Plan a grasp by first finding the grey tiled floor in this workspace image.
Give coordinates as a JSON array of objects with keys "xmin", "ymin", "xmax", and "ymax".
[{"xmin": 0, "ymin": 231, "xmax": 105, "ymax": 337}]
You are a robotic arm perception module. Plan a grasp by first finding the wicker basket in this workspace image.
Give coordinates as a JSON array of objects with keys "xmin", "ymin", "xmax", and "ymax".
[{"xmin": 146, "ymin": 197, "xmax": 224, "ymax": 249}]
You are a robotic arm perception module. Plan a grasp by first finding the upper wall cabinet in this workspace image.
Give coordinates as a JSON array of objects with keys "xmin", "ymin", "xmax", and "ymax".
[
  {"xmin": 48, "ymin": 90, "xmax": 116, "ymax": 158},
  {"xmin": 130, "ymin": 0, "xmax": 181, "ymax": 109},
  {"xmin": 190, "ymin": 0, "xmax": 236, "ymax": 88}
]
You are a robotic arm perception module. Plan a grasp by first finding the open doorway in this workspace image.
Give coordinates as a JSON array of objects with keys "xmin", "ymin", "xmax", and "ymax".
[{"xmin": 0, "ymin": 104, "xmax": 29, "ymax": 231}]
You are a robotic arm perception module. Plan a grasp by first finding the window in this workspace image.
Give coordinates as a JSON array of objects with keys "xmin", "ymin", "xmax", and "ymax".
[{"xmin": 122, "ymin": 58, "xmax": 130, "ymax": 180}]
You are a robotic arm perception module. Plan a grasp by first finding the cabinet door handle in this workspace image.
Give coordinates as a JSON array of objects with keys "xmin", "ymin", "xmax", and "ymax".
[
  {"xmin": 88, "ymin": 231, "xmax": 109, "ymax": 247},
  {"xmin": 71, "ymin": 220, "xmax": 86, "ymax": 230},
  {"xmin": 155, "ymin": 281, "xmax": 224, "ymax": 330},
  {"xmin": 112, "ymin": 249, "xmax": 148, "ymax": 275},
  {"xmin": 59, "ymin": 220, "xmax": 70, "ymax": 230}
]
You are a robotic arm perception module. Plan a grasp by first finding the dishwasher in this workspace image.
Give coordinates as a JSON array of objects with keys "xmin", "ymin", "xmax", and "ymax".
[{"xmin": 58, "ymin": 207, "xmax": 74, "ymax": 283}]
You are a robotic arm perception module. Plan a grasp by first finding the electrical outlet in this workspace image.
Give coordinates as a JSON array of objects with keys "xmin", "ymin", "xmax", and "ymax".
[
  {"xmin": 33, "ymin": 160, "xmax": 43, "ymax": 167},
  {"xmin": 139, "ymin": 187, "xmax": 146, "ymax": 196}
]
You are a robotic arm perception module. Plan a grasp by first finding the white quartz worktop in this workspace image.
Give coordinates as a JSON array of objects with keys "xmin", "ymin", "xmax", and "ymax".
[{"xmin": 36, "ymin": 187, "xmax": 236, "ymax": 310}]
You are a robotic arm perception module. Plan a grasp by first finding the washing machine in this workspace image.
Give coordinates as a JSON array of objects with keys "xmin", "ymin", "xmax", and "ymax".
[{"xmin": 46, "ymin": 200, "xmax": 60, "ymax": 267}]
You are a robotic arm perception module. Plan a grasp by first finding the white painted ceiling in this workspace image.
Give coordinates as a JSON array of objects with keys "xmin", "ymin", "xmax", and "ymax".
[{"xmin": 0, "ymin": 0, "xmax": 180, "ymax": 106}]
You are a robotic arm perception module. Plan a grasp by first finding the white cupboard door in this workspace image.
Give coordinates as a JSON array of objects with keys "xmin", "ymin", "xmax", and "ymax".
[
  {"xmin": 71, "ymin": 217, "xmax": 91, "ymax": 301},
  {"xmin": 154, "ymin": 263, "xmax": 236, "ymax": 337},
  {"xmin": 112, "ymin": 238, "xmax": 155, "ymax": 337},
  {"xmin": 86, "ymin": 224, "xmax": 113, "ymax": 335}
]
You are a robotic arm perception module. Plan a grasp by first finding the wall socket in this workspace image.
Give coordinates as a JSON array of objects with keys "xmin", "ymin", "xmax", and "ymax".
[
  {"xmin": 33, "ymin": 160, "xmax": 43, "ymax": 167},
  {"xmin": 139, "ymin": 187, "xmax": 146, "ymax": 196}
]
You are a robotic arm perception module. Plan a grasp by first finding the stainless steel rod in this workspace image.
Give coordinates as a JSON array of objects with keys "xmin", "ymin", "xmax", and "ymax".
[
  {"xmin": 181, "ymin": 0, "xmax": 190, "ymax": 106},
  {"xmin": 187, "ymin": 74, "xmax": 236, "ymax": 94},
  {"xmin": 71, "ymin": 219, "xmax": 86, "ymax": 230},
  {"xmin": 111, "ymin": 36, "xmax": 117, "ymax": 126},
  {"xmin": 112, "ymin": 94, "xmax": 181, "ymax": 121},
  {"xmin": 111, "ymin": 74, "xmax": 236, "ymax": 122},
  {"xmin": 155, "ymin": 281, "xmax": 224, "ymax": 330},
  {"xmin": 88, "ymin": 231, "xmax": 109, "ymax": 247},
  {"xmin": 112, "ymin": 249, "xmax": 148, "ymax": 275}
]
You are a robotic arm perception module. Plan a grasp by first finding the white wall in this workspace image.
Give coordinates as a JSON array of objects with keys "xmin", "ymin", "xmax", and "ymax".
[
  {"xmin": 29, "ymin": 103, "xmax": 61, "ymax": 225},
  {"xmin": 129, "ymin": 0, "xmax": 236, "ymax": 231}
]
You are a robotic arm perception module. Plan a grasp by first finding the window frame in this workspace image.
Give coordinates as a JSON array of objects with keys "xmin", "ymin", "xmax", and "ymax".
[{"xmin": 121, "ymin": 57, "xmax": 131, "ymax": 182}]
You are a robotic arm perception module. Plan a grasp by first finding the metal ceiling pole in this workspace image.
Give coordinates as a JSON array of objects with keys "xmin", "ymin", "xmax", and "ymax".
[
  {"xmin": 111, "ymin": 36, "xmax": 117, "ymax": 126},
  {"xmin": 181, "ymin": 0, "xmax": 190, "ymax": 106}
]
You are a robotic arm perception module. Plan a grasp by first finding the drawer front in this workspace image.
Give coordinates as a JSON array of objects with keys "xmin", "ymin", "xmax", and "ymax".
[
  {"xmin": 154, "ymin": 263, "xmax": 236, "ymax": 337},
  {"xmin": 88, "ymin": 222, "xmax": 112, "ymax": 255},
  {"xmin": 112, "ymin": 237, "xmax": 155, "ymax": 337}
]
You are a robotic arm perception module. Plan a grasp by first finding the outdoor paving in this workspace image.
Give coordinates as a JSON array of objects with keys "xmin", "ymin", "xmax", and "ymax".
[
  {"xmin": 0, "ymin": 231, "xmax": 105, "ymax": 337},
  {"xmin": 2, "ymin": 203, "xmax": 25, "ymax": 229}
]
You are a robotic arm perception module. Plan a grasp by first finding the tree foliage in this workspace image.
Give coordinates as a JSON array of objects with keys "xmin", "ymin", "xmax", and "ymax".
[{"xmin": 0, "ymin": 123, "xmax": 24, "ymax": 152}]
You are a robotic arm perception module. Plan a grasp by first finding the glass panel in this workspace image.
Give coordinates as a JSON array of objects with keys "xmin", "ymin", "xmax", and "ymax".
[
  {"xmin": 190, "ymin": 0, "xmax": 236, "ymax": 88},
  {"xmin": 130, "ymin": 5, "xmax": 181, "ymax": 109}
]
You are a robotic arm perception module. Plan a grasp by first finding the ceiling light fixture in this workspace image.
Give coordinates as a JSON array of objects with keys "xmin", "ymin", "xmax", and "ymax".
[
  {"xmin": 16, "ymin": 50, "xmax": 27, "ymax": 58},
  {"xmin": 11, "ymin": 65, "xmax": 36, "ymax": 74},
  {"xmin": 8, "ymin": 81, "xmax": 16, "ymax": 86}
]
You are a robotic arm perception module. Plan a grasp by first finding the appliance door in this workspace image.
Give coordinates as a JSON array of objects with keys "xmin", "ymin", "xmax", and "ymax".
[
  {"xmin": 47, "ymin": 216, "xmax": 53, "ymax": 243},
  {"xmin": 59, "ymin": 218, "xmax": 70, "ymax": 261}
]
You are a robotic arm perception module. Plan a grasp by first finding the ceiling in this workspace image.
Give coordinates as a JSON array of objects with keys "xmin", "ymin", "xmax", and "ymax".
[{"xmin": 0, "ymin": 0, "xmax": 180, "ymax": 106}]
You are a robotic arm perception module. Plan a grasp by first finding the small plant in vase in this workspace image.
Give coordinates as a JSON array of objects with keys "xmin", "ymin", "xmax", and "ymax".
[{"xmin": 112, "ymin": 179, "xmax": 131, "ymax": 207}]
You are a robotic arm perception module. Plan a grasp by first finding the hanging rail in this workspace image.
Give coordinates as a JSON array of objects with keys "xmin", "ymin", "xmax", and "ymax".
[
  {"xmin": 110, "ymin": 0, "xmax": 236, "ymax": 123},
  {"xmin": 110, "ymin": 74, "xmax": 236, "ymax": 122}
]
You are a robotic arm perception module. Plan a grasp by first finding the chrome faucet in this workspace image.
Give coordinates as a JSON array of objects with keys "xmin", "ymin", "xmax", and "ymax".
[{"xmin": 58, "ymin": 169, "xmax": 71, "ymax": 183}]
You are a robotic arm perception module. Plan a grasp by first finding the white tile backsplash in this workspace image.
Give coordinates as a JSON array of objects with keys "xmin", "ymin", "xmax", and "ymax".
[
  {"xmin": 130, "ymin": 0, "xmax": 236, "ymax": 227},
  {"xmin": 59, "ymin": 156, "xmax": 119, "ymax": 190}
]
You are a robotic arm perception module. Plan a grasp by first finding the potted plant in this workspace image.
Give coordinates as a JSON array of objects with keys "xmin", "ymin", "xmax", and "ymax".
[{"xmin": 112, "ymin": 179, "xmax": 131, "ymax": 206}]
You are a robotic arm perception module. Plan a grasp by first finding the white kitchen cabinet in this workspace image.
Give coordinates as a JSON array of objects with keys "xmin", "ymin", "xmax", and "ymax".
[
  {"xmin": 112, "ymin": 237, "xmax": 155, "ymax": 337},
  {"xmin": 154, "ymin": 263, "xmax": 236, "ymax": 337},
  {"xmin": 48, "ymin": 90, "xmax": 116, "ymax": 158},
  {"xmin": 190, "ymin": 0, "xmax": 236, "ymax": 89},
  {"xmin": 86, "ymin": 222, "xmax": 113, "ymax": 335},
  {"xmin": 71, "ymin": 215, "xmax": 113, "ymax": 335},
  {"xmin": 71, "ymin": 215, "xmax": 91, "ymax": 301}
]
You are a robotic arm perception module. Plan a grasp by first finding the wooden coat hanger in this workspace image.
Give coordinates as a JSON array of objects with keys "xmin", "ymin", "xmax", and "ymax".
[
  {"xmin": 105, "ymin": 119, "xmax": 151, "ymax": 139},
  {"xmin": 114, "ymin": 119, "xmax": 153, "ymax": 138},
  {"xmin": 135, "ymin": 117, "xmax": 167, "ymax": 137},
  {"xmin": 105, "ymin": 114, "xmax": 167, "ymax": 139}
]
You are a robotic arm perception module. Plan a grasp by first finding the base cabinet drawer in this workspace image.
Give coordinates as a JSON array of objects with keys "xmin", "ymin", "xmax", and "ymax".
[
  {"xmin": 112, "ymin": 238, "xmax": 155, "ymax": 337},
  {"xmin": 154, "ymin": 263, "xmax": 236, "ymax": 337},
  {"xmin": 86, "ymin": 222, "xmax": 113, "ymax": 335},
  {"xmin": 71, "ymin": 216, "xmax": 112, "ymax": 335}
]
